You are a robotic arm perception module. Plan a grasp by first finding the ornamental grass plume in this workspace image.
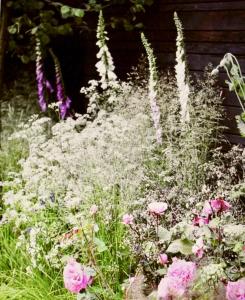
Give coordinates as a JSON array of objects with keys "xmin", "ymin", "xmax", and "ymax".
[
  {"xmin": 141, "ymin": 32, "xmax": 162, "ymax": 144},
  {"xmin": 174, "ymin": 12, "xmax": 190, "ymax": 123},
  {"xmin": 49, "ymin": 49, "xmax": 71, "ymax": 119},
  {"xmin": 35, "ymin": 37, "xmax": 47, "ymax": 112},
  {"xmin": 96, "ymin": 10, "xmax": 117, "ymax": 89}
]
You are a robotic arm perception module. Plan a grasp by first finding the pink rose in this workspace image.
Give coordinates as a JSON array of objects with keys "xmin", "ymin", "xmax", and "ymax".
[
  {"xmin": 159, "ymin": 253, "xmax": 168, "ymax": 265},
  {"xmin": 167, "ymin": 259, "xmax": 197, "ymax": 287},
  {"xmin": 226, "ymin": 278, "xmax": 245, "ymax": 300},
  {"xmin": 90, "ymin": 204, "xmax": 98, "ymax": 215},
  {"xmin": 122, "ymin": 214, "xmax": 134, "ymax": 225},
  {"xmin": 148, "ymin": 202, "xmax": 168, "ymax": 216},
  {"xmin": 63, "ymin": 259, "xmax": 93, "ymax": 294},
  {"xmin": 193, "ymin": 215, "xmax": 209, "ymax": 226},
  {"xmin": 192, "ymin": 237, "xmax": 204, "ymax": 258},
  {"xmin": 158, "ymin": 276, "xmax": 187, "ymax": 299},
  {"xmin": 158, "ymin": 259, "xmax": 197, "ymax": 299}
]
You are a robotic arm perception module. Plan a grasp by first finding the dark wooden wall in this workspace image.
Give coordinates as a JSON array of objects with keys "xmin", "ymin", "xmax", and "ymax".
[
  {"xmin": 59, "ymin": 0, "xmax": 245, "ymax": 144},
  {"xmin": 105, "ymin": 0, "xmax": 245, "ymax": 144}
]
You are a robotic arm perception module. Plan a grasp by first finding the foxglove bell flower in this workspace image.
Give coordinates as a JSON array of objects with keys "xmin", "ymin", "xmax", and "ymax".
[
  {"xmin": 50, "ymin": 49, "xmax": 71, "ymax": 119},
  {"xmin": 35, "ymin": 37, "xmax": 47, "ymax": 112}
]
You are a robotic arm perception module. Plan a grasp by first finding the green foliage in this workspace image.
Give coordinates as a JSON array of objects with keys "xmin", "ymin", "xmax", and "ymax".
[
  {"xmin": 6, "ymin": 0, "xmax": 155, "ymax": 63},
  {"xmin": 212, "ymin": 53, "xmax": 245, "ymax": 136}
]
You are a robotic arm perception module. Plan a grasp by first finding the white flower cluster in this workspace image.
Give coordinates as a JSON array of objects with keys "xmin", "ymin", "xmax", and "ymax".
[
  {"xmin": 1, "ymin": 88, "xmax": 154, "ymax": 268},
  {"xmin": 141, "ymin": 32, "xmax": 162, "ymax": 144},
  {"xmin": 80, "ymin": 11, "xmax": 120, "ymax": 120},
  {"xmin": 174, "ymin": 12, "xmax": 190, "ymax": 123},
  {"xmin": 96, "ymin": 10, "xmax": 117, "ymax": 89}
]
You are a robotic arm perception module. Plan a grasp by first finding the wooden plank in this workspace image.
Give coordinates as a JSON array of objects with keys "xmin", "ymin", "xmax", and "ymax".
[
  {"xmin": 225, "ymin": 133, "xmax": 245, "ymax": 145},
  {"xmin": 141, "ymin": 30, "xmax": 245, "ymax": 43},
  {"xmin": 108, "ymin": 29, "xmax": 245, "ymax": 44},
  {"xmin": 156, "ymin": 53, "xmax": 245, "ymax": 71},
  {"xmin": 160, "ymin": 1, "xmax": 245, "ymax": 11},
  {"xmin": 145, "ymin": 11, "xmax": 245, "ymax": 31},
  {"xmin": 163, "ymin": 0, "xmax": 243, "ymax": 3}
]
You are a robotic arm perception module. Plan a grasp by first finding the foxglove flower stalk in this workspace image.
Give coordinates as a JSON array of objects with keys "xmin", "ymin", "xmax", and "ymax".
[
  {"xmin": 174, "ymin": 12, "xmax": 190, "ymax": 123},
  {"xmin": 96, "ymin": 11, "xmax": 117, "ymax": 89},
  {"xmin": 50, "ymin": 49, "xmax": 71, "ymax": 119},
  {"xmin": 141, "ymin": 32, "xmax": 162, "ymax": 144},
  {"xmin": 35, "ymin": 37, "xmax": 47, "ymax": 112}
]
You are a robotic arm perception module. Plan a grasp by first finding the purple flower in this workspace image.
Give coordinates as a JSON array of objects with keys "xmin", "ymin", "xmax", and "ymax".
[
  {"xmin": 50, "ymin": 49, "xmax": 71, "ymax": 119},
  {"xmin": 35, "ymin": 38, "xmax": 47, "ymax": 112}
]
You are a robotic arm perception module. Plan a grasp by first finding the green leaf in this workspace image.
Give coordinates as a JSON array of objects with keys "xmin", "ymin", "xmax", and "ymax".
[
  {"xmin": 236, "ymin": 115, "xmax": 245, "ymax": 137},
  {"xmin": 155, "ymin": 268, "xmax": 167, "ymax": 276},
  {"xmin": 31, "ymin": 27, "xmax": 39, "ymax": 35},
  {"xmin": 233, "ymin": 242, "xmax": 243, "ymax": 253},
  {"xmin": 72, "ymin": 8, "xmax": 85, "ymax": 18},
  {"xmin": 61, "ymin": 5, "xmax": 71, "ymax": 18},
  {"xmin": 20, "ymin": 55, "xmax": 30, "ymax": 64},
  {"xmin": 8, "ymin": 25, "xmax": 17, "ymax": 34},
  {"xmin": 93, "ymin": 237, "xmax": 107, "ymax": 253},
  {"xmin": 157, "ymin": 226, "xmax": 172, "ymax": 242},
  {"xmin": 166, "ymin": 238, "xmax": 193, "ymax": 255}
]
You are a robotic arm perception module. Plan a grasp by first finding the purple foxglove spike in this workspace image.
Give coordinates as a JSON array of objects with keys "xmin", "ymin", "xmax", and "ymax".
[
  {"xmin": 59, "ymin": 96, "xmax": 72, "ymax": 119},
  {"xmin": 35, "ymin": 38, "xmax": 47, "ymax": 112},
  {"xmin": 45, "ymin": 80, "xmax": 54, "ymax": 93}
]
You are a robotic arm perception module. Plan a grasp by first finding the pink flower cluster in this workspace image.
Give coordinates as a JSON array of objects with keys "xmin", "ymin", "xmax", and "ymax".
[
  {"xmin": 158, "ymin": 259, "xmax": 197, "ymax": 299},
  {"xmin": 193, "ymin": 198, "xmax": 231, "ymax": 227},
  {"xmin": 202, "ymin": 198, "xmax": 231, "ymax": 216},
  {"xmin": 226, "ymin": 278, "xmax": 245, "ymax": 300},
  {"xmin": 63, "ymin": 259, "xmax": 93, "ymax": 294}
]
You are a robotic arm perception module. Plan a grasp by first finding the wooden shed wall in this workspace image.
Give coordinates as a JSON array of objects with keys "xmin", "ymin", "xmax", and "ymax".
[{"xmin": 80, "ymin": 0, "xmax": 245, "ymax": 144}]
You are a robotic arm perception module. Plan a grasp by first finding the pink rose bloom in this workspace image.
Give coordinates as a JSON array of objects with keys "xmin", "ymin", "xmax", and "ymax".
[
  {"xmin": 158, "ymin": 276, "xmax": 187, "ymax": 299},
  {"xmin": 158, "ymin": 259, "xmax": 197, "ymax": 299},
  {"xmin": 122, "ymin": 214, "xmax": 134, "ymax": 225},
  {"xmin": 90, "ymin": 204, "xmax": 98, "ymax": 215},
  {"xmin": 193, "ymin": 215, "xmax": 209, "ymax": 226},
  {"xmin": 63, "ymin": 259, "xmax": 93, "ymax": 294},
  {"xmin": 167, "ymin": 259, "xmax": 196, "ymax": 287},
  {"xmin": 226, "ymin": 278, "xmax": 245, "ymax": 300},
  {"xmin": 148, "ymin": 202, "xmax": 168, "ymax": 216},
  {"xmin": 192, "ymin": 237, "xmax": 204, "ymax": 258},
  {"xmin": 159, "ymin": 253, "xmax": 168, "ymax": 265}
]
